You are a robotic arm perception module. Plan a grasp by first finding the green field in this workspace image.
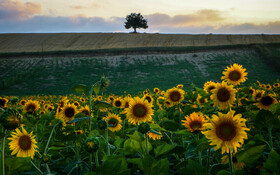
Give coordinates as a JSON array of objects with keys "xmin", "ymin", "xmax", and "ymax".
[{"xmin": 0, "ymin": 46, "xmax": 280, "ymax": 96}]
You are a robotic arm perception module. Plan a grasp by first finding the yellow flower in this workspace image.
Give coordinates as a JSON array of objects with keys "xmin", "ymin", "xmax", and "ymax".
[
  {"xmin": 165, "ymin": 87, "xmax": 185, "ymax": 106},
  {"xmin": 255, "ymin": 95, "xmax": 278, "ymax": 110},
  {"xmin": 125, "ymin": 97, "xmax": 153, "ymax": 125},
  {"xmin": 177, "ymin": 84, "xmax": 184, "ymax": 89},
  {"xmin": 113, "ymin": 97, "xmax": 123, "ymax": 108},
  {"xmin": 197, "ymin": 94, "xmax": 208, "ymax": 106},
  {"xmin": 147, "ymin": 131, "xmax": 163, "ymax": 140},
  {"xmin": 60, "ymin": 103, "xmax": 78, "ymax": 123},
  {"xmin": 103, "ymin": 113, "xmax": 122, "ymax": 132},
  {"xmin": 154, "ymin": 88, "xmax": 160, "ymax": 94},
  {"xmin": 211, "ymin": 82, "xmax": 236, "ymax": 110},
  {"xmin": 142, "ymin": 94, "xmax": 154, "ymax": 104},
  {"xmin": 202, "ymin": 110, "xmax": 250, "ymax": 154},
  {"xmin": 203, "ymin": 81, "xmax": 217, "ymax": 94},
  {"xmin": 221, "ymin": 63, "xmax": 248, "ymax": 86},
  {"xmin": 221, "ymin": 153, "xmax": 246, "ymax": 170},
  {"xmin": 182, "ymin": 112, "xmax": 207, "ymax": 132},
  {"xmin": 79, "ymin": 105, "xmax": 90, "ymax": 116},
  {"xmin": 8, "ymin": 126, "xmax": 38, "ymax": 159},
  {"xmin": 253, "ymin": 90, "xmax": 265, "ymax": 101},
  {"xmin": 23, "ymin": 100, "xmax": 40, "ymax": 113}
]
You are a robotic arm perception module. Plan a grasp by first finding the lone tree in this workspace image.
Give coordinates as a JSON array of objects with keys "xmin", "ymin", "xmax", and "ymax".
[{"xmin": 124, "ymin": 13, "xmax": 148, "ymax": 33}]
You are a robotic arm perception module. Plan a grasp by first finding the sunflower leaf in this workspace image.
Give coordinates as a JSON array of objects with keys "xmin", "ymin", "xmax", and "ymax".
[
  {"xmin": 271, "ymin": 103, "xmax": 280, "ymax": 115},
  {"xmin": 235, "ymin": 144, "xmax": 266, "ymax": 164},
  {"xmin": 71, "ymin": 84, "xmax": 88, "ymax": 94},
  {"xmin": 93, "ymin": 101, "xmax": 112, "ymax": 109},
  {"xmin": 154, "ymin": 144, "xmax": 176, "ymax": 157},
  {"xmin": 92, "ymin": 83, "xmax": 100, "ymax": 95},
  {"xmin": 67, "ymin": 117, "xmax": 91, "ymax": 124},
  {"xmin": 262, "ymin": 149, "xmax": 280, "ymax": 175},
  {"xmin": 5, "ymin": 157, "xmax": 32, "ymax": 172}
]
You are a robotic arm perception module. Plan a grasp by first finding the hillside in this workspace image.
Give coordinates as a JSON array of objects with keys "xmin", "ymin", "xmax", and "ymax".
[{"xmin": 1, "ymin": 33, "xmax": 280, "ymax": 54}]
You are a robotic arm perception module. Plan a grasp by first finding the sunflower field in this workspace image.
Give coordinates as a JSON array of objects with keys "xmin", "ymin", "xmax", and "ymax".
[{"xmin": 0, "ymin": 63, "xmax": 280, "ymax": 175}]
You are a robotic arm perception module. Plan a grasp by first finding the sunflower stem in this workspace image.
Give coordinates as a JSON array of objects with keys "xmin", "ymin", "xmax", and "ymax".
[
  {"xmin": 198, "ymin": 151, "xmax": 202, "ymax": 166},
  {"xmin": 268, "ymin": 126, "xmax": 273, "ymax": 150},
  {"xmin": 1, "ymin": 129, "xmax": 7, "ymax": 175},
  {"xmin": 44, "ymin": 123, "xmax": 59, "ymax": 154},
  {"xmin": 45, "ymin": 163, "xmax": 51, "ymax": 175},
  {"xmin": 30, "ymin": 161, "xmax": 43, "ymax": 174},
  {"xmin": 105, "ymin": 128, "xmax": 110, "ymax": 156},
  {"xmin": 89, "ymin": 153, "xmax": 93, "ymax": 172},
  {"xmin": 95, "ymin": 151, "xmax": 99, "ymax": 168},
  {"xmin": 146, "ymin": 134, "xmax": 149, "ymax": 155},
  {"xmin": 206, "ymin": 148, "xmax": 211, "ymax": 173},
  {"xmin": 228, "ymin": 149, "xmax": 235, "ymax": 175}
]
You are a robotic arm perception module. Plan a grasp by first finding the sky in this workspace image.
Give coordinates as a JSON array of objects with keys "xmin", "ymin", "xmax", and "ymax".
[{"xmin": 0, "ymin": 0, "xmax": 279, "ymax": 34}]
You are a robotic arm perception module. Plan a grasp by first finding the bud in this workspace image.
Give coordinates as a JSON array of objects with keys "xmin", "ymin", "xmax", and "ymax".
[
  {"xmin": 0, "ymin": 109, "xmax": 22, "ymax": 130},
  {"xmin": 41, "ymin": 153, "xmax": 50, "ymax": 163},
  {"xmin": 137, "ymin": 122, "xmax": 150, "ymax": 134},
  {"xmin": 100, "ymin": 76, "xmax": 109, "ymax": 90},
  {"xmin": 97, "ymin": 119, "xmax": 107, "ymax": 130},
  {"xmin": 85, "ymin": 137, "xmax": 99, "ymax": 153},
  {"xmin": 10, "ymin": 96, "xmax": 19, "ymax": 105}
]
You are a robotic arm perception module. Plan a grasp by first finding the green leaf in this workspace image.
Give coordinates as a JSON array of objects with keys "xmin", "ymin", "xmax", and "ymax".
[
  {"xmin": 174, "ymin": 129, "xmax": 192, "ymax": 136},
  {"xmin": 93, "ymin": 101, "xmax": 112, "ymax": 109},
  {"xmin": 49, "ymin": 146, "xmax": 65, "ymax": 150},
  {"xmin": 114, "ymin": 138, "xmax": 125, "ymax": 148},
  {"xmin": 179, "ymin": 159, "xmax": 209, "ymax": 175},
  {"xmin": 236, "ymin": 145, "xmax": 266, "ymax": 164},
  {"xmin": 97, "ymin": 155, "xmax": 129, "ymax": 175},
  {"xmin": 127, "ymin": 131, "xmax": 144, "ymax": 142},
  {"xmin": 271, "ymin": 103, "xmax": 280, "ymax": 115},
  {"xmin": 217, "ymin": 170, "xmax": 231, "ymax": 175},
  {"xmin": 123, "ymin": 139, "xmax": 141, "ymax": 155},
  {"xmin": 67, "ymin": 117, "xmax": 91, "ymax": 124},
  {"xmin": 150, "ymin": 123, "xmax": 166, "ymax": 131},
  {"xmin": 93, "ymin": 83, "xmax": 100, "ymax": 95},
  {"xmin": 71, "ymin": 84, "xmax": 87, "ymax": 94},
  {"xmin": 154, "ymin": 144, "xmax": 176, "ymax": 157},
  {"xmin": 5, "ymin": 157, "xmax": 32, "ymax": 172},
  {"xmin": 195, "ymin": 137, "xmax": 212, "ymax": 152},
  {"xmin": 160, "ymin": 119, "xmax": 180, "ymax": 131},
  {"xmin": 151, "ymin": 158, "xmax": 169, "ymax": 175},
  {"xmin": 262, "ymin": 149, "xmax": 280, "ymax": 175}
]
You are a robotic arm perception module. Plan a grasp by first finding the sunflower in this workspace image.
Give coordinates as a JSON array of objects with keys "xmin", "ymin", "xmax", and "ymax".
[
  {"xmin": 103, "ymin": 113, "xmax": 122, "ymax": 132},
  {"xmin": 197, "ymin": 94, "xmax": 208, "ymax": 106},
  {"xmin": 113, "ymin": 97, "xmax": 123, "ymax": 108},
  {"xmin": 123, "ymin": 97, "xmax": 131, "ymax": 108},
  {"xmin": 80, "ymin": 97, "xmax": 86, "ymax": 103},
  {"xmin": 202, "ymin": 110, "xmax": 250, "ymax": 154},
  {"xmin": 107, "ymin": 95, "xmax": 115, "ymax": 104},
  {"xmin": 221, "ymin": 63, "xmax": 248, "ymax": 86},
  {"xmin": 147, "ymin": 131, "xmax": 163, "ymax": 140},
  {"xmin": 60, "ymin": 103, "xmax": 78, "ymax": 122},
  {"xmin": 165, "ymin": 87, "xmax": 185, "ymax": 106},
  {"xmin": 156, "ymin": 96, "xmax": 165, "ymax": 110},
  {"xmin": 0, "ymin": 97, "xmax": 9, "ymax": 108},
  {"xmin": 23, "ymin": 100, "xmax": 40, "ymax": 113},
  {"xmin": 255, "ymin": 95, "xmax": 278, "ymax": 110},
  {"xmin": 211, "ymin": 82, "xmax": 236, "ymax": 110},
  {"xmin": 164, "ymin": 100, "xmax": 173, "ymax": 108},
  {"xmin": 203, "ymin": 81, "xmax": 217, "ymax": 93},
  {"xmin": 143, "ymin": 94, "xmax": 154, "ymax": 104},
  {"xmin": 8, "ymin": 126, "xmax": 38, "ymax": 159},
  {"xmin": 177, "ymin": 84, "xmax": 184, "ymax": 89},
  {"xmin": 253, "ymin": 90, "xmax": 265, "ymax": 101},
  {"xmin": 0, "ymin": 109, "xmax": 22, "ymax": 130},
  {"xmin": 125, "ymin": 97, "xmax": 154, "ymax": 125},
  {"xmin": 266, "ymin": 84, "xmax": 272, "ymax": 90},
  {"xmin": 221, "ymin": 153, "xmax": 246, "ymax": 170},
  {"xmin": 79, "ymin": 105, "xmax": 90, "ymax": 116},
  {"xmin": 182, "ymin": 112, "xmax": 207, "ymax": 132},
  {"xmin": 19, "ymin": 99, "xmax": 27, "ymax": 106},
  {"xmin": 73, "ymin": 101, "xmax": 80, "ymax": 107},
  {"xmin": 97, "ymin": 96, "xmax": 103, "ymax": 101},
  {"xmin": 273, "ymin": 82, "xmax": 280, "ymax": 89},
  {"xmin": 154, "ymin": 88, "xmax": 160, "ymax": 94},
  {"xmin": 248, "ymin": 87, "xmax": 255, "ymax": 95}
]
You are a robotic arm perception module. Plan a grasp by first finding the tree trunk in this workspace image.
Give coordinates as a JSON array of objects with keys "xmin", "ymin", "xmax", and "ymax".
[{"xmin": 133, "ymin": 27, "xmax": 137, "ymax": 33}]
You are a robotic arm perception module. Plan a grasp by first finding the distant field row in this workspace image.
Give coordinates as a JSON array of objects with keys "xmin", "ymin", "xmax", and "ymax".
[{"xmin": 0, "ymin": 47, "xmax": 279, "ymax": 96}]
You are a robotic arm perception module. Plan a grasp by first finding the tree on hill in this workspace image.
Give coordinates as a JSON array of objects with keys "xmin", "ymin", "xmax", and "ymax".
[{"xmin": 124, "ymin": 13, "xmax": 148, "ymax": 33}]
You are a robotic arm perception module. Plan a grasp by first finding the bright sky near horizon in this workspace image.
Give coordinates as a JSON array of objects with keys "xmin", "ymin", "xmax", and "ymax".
[{"xmin": 0, "ymin": 0, "xmax": 280, "ymax": 33}]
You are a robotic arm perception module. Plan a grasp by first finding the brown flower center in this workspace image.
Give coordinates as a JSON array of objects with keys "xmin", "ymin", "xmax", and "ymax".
[
  {"xmin": 208, "ymin": 86, "xmax": 215, "ymax": 93},
  {"xmin": 229, "ymin": 70, "xmax": 241, "ymax": 81},
  {"xmin": 190, "ymin": 121, "xmax": 202, "ymax": 130},
  {"xmin": 82, "ymin": 109, "xmax": 89, "ymax": 116},
  {"xmin": 0, "ymin": 99, "xmax": 6, "ymax": 107},
  {"xmin": 133, "ymin": 104, "xmax": 147, "ymax": 118},
  {"xmin": 261, "ymin": 96, "xmax": 273, "ymax": 106},
  {"xmin": 217, "ymin": 88, "xmax": 231, "ymax": 102},
  {"xmin": 169, "ymin": 91, "xmax": 181, "ymax": 102},
  {"xmin": 108, "ymin": 118, "xmax": 118, "ymax": 127},
  {"xmin": 124, "ymin": 102, "xmax": 129, "ymax": 108},
  {"xmin": 65, "ymin": 107, "xmax": 75, "ymax": 118},
  {"xmin": 26, "ymin": 104, "xmax": 36, "ymax": 112},
  {"xmin": 19, "ymin": 135, "xmax": 32, "ymax": 150},
  {"xmin": 145, "ymin": 96, "xmax": 152, "ymax": 103},
  {"xmin": 216, "ymin": 122, "xmax": 236, "ymax": 141},
  {"xmin": 114, "ymin": 100, "xmax": 122, "ymax": 107}
]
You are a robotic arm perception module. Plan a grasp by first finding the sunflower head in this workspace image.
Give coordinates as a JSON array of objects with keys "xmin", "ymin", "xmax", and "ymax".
[
  {"xmin": 80, "ymin": 105, "xmax": 90, "ymax": 116},
  {"xmin": 165, "ymin": 87, "xmax": 185, "ymax": 106},
  {"xmin": 273, "ymin": 82, "xmax": 280, "ymax": 89},
  {"xmin": 148, "ymin": 131, "xmax": 163, "ymax": 140},
  {"xmin": 104, "ymin": 113, "xmax": 122, "ymax": 132},
  {"xmin": 19, "ymin": 100, "xmax": 27, "ymax": 106},
  {"xmin": 255, "ymin": 94, "xmax": 278, "ymax": 110},
  {"xmin": 0, "ymin": 97, "xmax": 9, "ymax": 108},
  {"xmin": 177, "ymin": 84, "xmax": 184, "ymax": 89},
  {"xmin": 154, "ymin": 88, "xmax": 160, "ymax": 94},
  {"xmin": 8, "ymin": 126, "xmax": 38, "ymax": 159},
  {"xmin": 197, "ymin": 94, "xmax": 208, "ymax": 106},
  {"xmin": 85, "ymin": 137, "xmax": 99, "ymax": 153},
  {"xmin": 23, "ymin": 100, "xmax": 40, "ymax": 113},
  {"xmin": 253, "ymin": 90, "xmax": 265, "ymax": 101},
  {"xmin": 202, "ymin": 110, "xmax": 250, "ymax": 154},
  {"xmin": 60, "ymin": 104, "xmax": 78, "ymax": 122},
  {"xmin": 125, "ymin": 97, "xmax": 154, "ymax": 125},
  {"xmin": 211, "ymin": 82, "xmax": 236, "ymax": 110},
  {"xmin": 0, "ymin": 109, "xmax": 22, "ymax": 130},
  {"xmin": 113, "ymin": 98, "xmax": 123, "ymax": 108},
  {"xmin": 221, "ymin": 153, "xmax": 246, "ymax": 170},
  {"xmin": 221, "ymin": 63, "xmax": 248, "ymax": 86},
  {"xmin": 182, "ymin": 112, "xmax": 207, "ymax": 133},
  {"xmin": 143, "ymin": 94, "xmax": 154, "ymax": 104}
]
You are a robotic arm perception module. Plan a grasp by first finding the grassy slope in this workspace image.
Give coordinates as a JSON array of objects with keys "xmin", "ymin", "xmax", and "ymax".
[{"xmin": 1, "ymin": 47, "xmax": 279, "ymax": 96}]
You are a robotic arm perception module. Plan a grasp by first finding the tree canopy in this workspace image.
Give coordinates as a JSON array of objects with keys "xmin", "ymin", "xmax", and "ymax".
[{"xmin": 124, "ymin": 13, "xmax": 148, "ymax": 33}]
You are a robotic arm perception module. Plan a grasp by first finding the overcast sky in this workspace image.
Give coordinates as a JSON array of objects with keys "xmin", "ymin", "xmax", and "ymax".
[{"xmin": 0, "ymin": 0, "xmax": 279, "ymax": 34}]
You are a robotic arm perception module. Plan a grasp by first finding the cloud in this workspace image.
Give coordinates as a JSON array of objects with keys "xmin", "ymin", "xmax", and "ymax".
[
  {"xmin": 0, "ymin": 0, "xmax": 41, "ymax": 21},
  {"xmin": 70, "ymin": 4, "xmax": 100, "ymax": 10},
  {"xmin": 0, "ymin": 9, "xmax": 279, "ymax": 34},
  {"xmin": 147, "ymin": 9, "xmax": 225, "ymax": 27}
]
